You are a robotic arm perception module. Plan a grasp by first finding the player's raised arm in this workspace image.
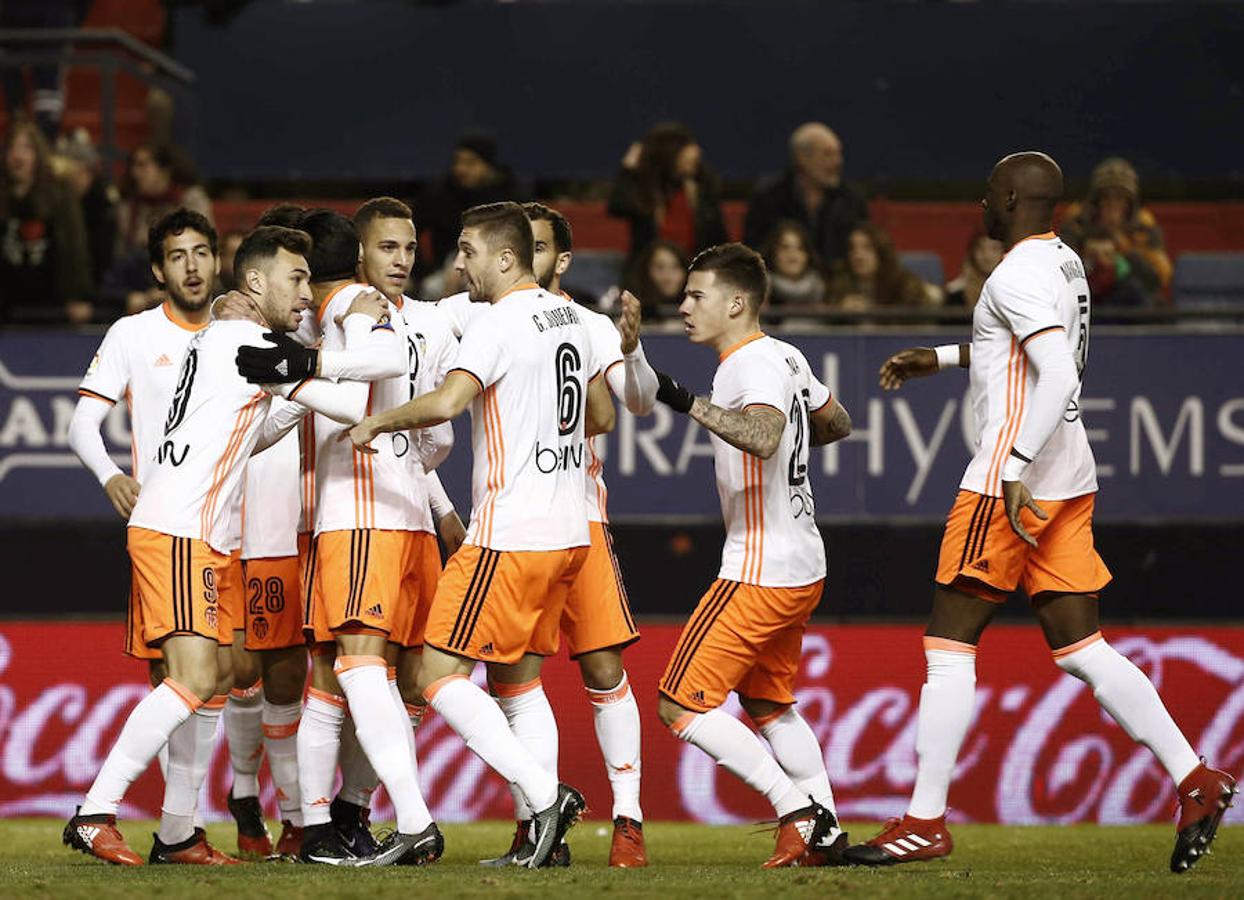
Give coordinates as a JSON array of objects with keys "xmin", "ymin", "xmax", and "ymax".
[
  {"xmin": 878, "ymin": 344, "xmax": 969, "ymax": 391},
  {"xmin": 654, "ymin": 370, "xmax": 785, "ymax": 459},
  {"xmin": 345, "ymin": 370, "xmax": 480, "ymax": 452},
  {"xmin": 615, "ymin": 290, "xmax": 659, "ymax": 415}
]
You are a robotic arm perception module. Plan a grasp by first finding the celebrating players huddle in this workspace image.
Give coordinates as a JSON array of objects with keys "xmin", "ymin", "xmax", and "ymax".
[{"xmin": 61, "ymin": 152, "xmax": 1234, "ymax": 875}]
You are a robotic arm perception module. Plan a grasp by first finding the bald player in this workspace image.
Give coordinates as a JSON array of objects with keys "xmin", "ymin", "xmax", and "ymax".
[{"xmin": 845, "ymin": 152, "xmax": 1236, "ymax": 873}]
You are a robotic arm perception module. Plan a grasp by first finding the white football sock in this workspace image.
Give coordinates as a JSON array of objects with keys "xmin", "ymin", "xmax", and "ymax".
[
  {"xmin": 388, "ymin": 671, "xmax": 419, "ymax": 783},
  {"xmin": 494, "ymin": 678, "xmax": 559, "ymax": 822},
  {"xmin": 1054, "ymin": 632, "xmax": 1200, "ymax": 785},
  {"xmin": 427, "ymin": 675, "xmax": 557, "ymax": 812},
  {"xmin": 337, "ymin": 715, "xmax": 380, "ymax": 808},
  {"xmin": 263, "ymin": 700, "xmax": 304, "ymax": 827},
  {"xmin": 81, "ymin": 679, "xmax": 201, "ymax": 817},
  {"xmin": 298, "ymin": 689, "xmax": 345, "ymax": 827},
  {"xmin": 672, "ymin": 708, "xmax": 805, "ymax": 817},
  {"xmin": 159, "ymin": 694, "xmax": 224, "ymax": 844},
  {"xmin": 908, "ymin": 638, "xmax": 977, "ymax": 820},
  {"xmin": 335, "ymin": 657, "xmax": 432, "ymax": 834},
  {"xmin": 587, "ymin": 672, "xmax": 643, "ymax": 822},
  {"xmin": 757, "ymin": 706, "xmax": 835, "ymax": 814},
  {"xmin": 224, "ymin": 680, "xmax": 264, "ymax": 798}
]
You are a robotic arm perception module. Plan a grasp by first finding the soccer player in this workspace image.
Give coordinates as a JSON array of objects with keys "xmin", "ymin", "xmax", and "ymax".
[
  {"xmin": 345, "ymin": 201, "xmax": 613, "ymax": 869},
  {"xmin": 844, "ymin": 152, "xmax": 1236, "ymax": 874},
  {"xmin": 63, "ymin": 226, "xmax": 371, "ymax": 866},
  {"xmin": 478, "ymin": 202, "xmax": 659, "ymax": 868},
  {"xmin": 647, "ymin": 243, "xmax": 852, "ymax": 868}
]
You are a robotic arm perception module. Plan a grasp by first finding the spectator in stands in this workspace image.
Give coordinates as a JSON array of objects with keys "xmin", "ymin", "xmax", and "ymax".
[
  {"xmin": 419, "ymin": 133, "xmax": 525, "ymax": 276},
  {"xmin": 944, "ymin": 231, "xmax": 1003, "ymax": 310},
  {"xmin": 744, "ymin": 122, "xmax": 868, "ymax": 269},
  {"xmin": 1080, "ymin": 224, "xmax": 1154, "ymax": 307},
  {"xmin": 619, "ymin": 239, "xmax": 688, "ymax": 319},
  {"xmin": 826, "ymin": 223, "xmax": 931, "ymax": 309},
  {"xmin": 55, "ymin": 129, "xmax": 117, "ymax": 301},
  {"xmin": 112, "ymin": 143, "xmax": 214, "ymax": 312},
  {"xmin": 1059, "ymin": 156, "xmax": 1172, "ymax": 304},
  {"xmin": 0, "ymin": 117, "xmax": 92, "ymax": 324},
  {"xmin": 760, "ymin": 221, "xmax": 828, "ymax": 308},
  {"xmin": 608, "ymin": 122, "xmax": 726, "ymax": 260}
]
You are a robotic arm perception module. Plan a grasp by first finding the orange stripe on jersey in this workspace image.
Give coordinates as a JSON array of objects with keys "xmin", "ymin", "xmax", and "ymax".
[
  {"xmin": 201, "ymin": 392, "xmax": 265, "ymax": 542},
  {"xmin": 741, "ymin": 452, "xmax": 764, "ymax": 583},
  {"xmin": 588, "ymin": 437, "xmax": 607, "ymax": 518},
  {"xmin": 125, "ymin": 388, "xmax": 136, "ymax": 475},
  {"xmin": 301, "ymin": 416, "xmax": 316, "ymax": 529},
  {"xmin": 479, "ymin": 385, "xmax": 507, "ymax": 545},
  {"xmin": 984, "ymin": 340, "xmax": 1019, "ymax": 493}
]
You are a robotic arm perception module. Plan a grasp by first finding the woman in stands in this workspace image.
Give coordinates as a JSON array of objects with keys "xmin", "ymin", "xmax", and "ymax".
[
  {"xmin": 944, "ymin": 231, "xmax": 1004, "ymax": 310},
  {"xmin": 761, "ymin": 220, "xmax": 829, "ymax": 308},
  {"xmin": 620, "ymin": 239, "xmax": 689, "ymax": 320},
  {"xmin": 827, "ymin": 222, "xmax": 934, "ymax": 309},
  {"xmin": 608, "ymin": 122, "xmax": 727, "ymax": 261}
]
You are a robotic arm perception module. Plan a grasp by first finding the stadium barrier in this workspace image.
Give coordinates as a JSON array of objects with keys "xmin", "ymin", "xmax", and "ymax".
[{"xmin": 1, "ymin": 621, "xmax": 1241, "ymax": 826}]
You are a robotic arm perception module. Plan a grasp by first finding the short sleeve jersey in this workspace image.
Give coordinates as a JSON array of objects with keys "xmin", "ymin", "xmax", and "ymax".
[
  {"xmin": 78, "ymin": 302, "xmax": 208, "ymax": 481},
  {"xmin": 710, "ymin": 333, "xmax": 830, "ymax": 588},
  {"xmin": 961, "ymin": 234, "xmax": 1098, "ymax": 500},
  {"xmin": 578, "ymin": 301, "xmax": 625, "ymax": 523},
  {"xmin": 437, "ymin": 291, "xmax": 488, "ymax": 339},
  {"xmin": 128, "ymin": 320, "xmax": 273, "ymax": 553},
  {"xmin": 311, "ymin": 284, "xmax": 434, "ymax": 535},
  {"xmin": 451, "ymin": 284, "xmax": 597, "ymax": 551}
]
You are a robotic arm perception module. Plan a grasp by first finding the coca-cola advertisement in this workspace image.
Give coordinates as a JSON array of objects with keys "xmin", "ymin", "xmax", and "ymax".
[{"xmin": 2, "ymin": 622, "xmax": 1241, "ymax": 825}]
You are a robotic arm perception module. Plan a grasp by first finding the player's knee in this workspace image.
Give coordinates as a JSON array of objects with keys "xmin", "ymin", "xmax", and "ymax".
[
  {"xmin": 260, "ymin": 649, "xmax": 308, "ymax": 705},
  {"xmin": 578, "ymin": 651, "xmax": 624, "ymax": 692},
  {"xmin": 171, "ymin": 669, "xmax": 217, "ymax": 703},
  {"xmin": 147, "ymin": 659, "xmax": 167, "ymax": 689},
  {"xmin": 739, "ymin": 696, "xmax": 789, "ymax": 725}
]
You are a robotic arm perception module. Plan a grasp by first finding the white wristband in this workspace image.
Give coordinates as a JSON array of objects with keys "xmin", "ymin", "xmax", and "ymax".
[{"xmin": 934, "ymin": 344, "xmax": 961, "ymax": 371}]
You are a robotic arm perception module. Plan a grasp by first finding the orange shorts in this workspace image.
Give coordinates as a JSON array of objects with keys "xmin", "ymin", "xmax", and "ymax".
[
  {"xmin": 313, "ymin": 529, "xmax": 427, "ymax": 637},
  {"xmin": 935, "ymin": 490, "xmax": 1113, "ymax": 602},
  {"xmin": 125, "ymin": 571, "xmax": 161, "ymax": 661},
  {"xmin": 659, "ymin": 578, "xmax": 824, "ymax": 712},
  {"xmin": 297, "ymin": 532, "xmax": 328, "ymax": 645},
  {"xmin": 390, "ymin": 531, "xmax": 443, "ymax": 649},
  {"xmin": 242, "ymin": 555, "xmax": 303, "ymax": 650},
  {"xmin": 425, "ymin": 543, "xmax": 589, "ymax": 664},
  {"xmin": 530, "ymin": 521, "xmax": 640, "ymax": 657},
  {"xmin": 127, "ymin": 526, "xmax": 231, "ymax": 648},
  {"xmin": 216, "ymin": 550, "xmax": 244, "ymax": 645}
]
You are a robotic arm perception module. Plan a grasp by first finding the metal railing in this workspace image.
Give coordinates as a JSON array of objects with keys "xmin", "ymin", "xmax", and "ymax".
[{"xmin": 0, "ymin": 27, "xmax": 195, "ymax": 169}]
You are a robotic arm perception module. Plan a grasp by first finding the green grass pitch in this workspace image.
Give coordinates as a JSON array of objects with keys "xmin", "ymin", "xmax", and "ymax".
[{"xmin": 2, "ymin": 818, "xmax": 1239, "ymax": 898}]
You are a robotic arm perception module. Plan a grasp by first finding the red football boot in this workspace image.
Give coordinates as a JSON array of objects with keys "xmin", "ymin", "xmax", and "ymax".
[
  {"xmin": 609, "ymin": 817, "xmax": 648, "ymax": 868},
  {"xmin": 1171, "ymin": 762, "xmax": 1237, "ymax": 873},
  {"xmin": 228, "ymin": 790, "xmax": 273, "ymax": 859},
  {"xmin": 274, "ymin": 821, "xmax": 304, "ymax": 859},
  {"xmin": 762, "ymin": 802, "xmax": 839, "ymax": 869},
  {"xmin": 62, "ymin": 808, "xmax": 144, "ymax": 866},
  {"xmin": 150, "ymin": 828, "xmax": 243, "ymax": 865},
  {"xmin": 842, "ymin": 814, "xmax": 953, "ymax": 866}
]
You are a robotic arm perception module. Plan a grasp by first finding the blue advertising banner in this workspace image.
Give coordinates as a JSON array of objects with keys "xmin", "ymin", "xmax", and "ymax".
[{"xmin": 2, "ymin": 329, "xmax": 1241, "ymax": 523}]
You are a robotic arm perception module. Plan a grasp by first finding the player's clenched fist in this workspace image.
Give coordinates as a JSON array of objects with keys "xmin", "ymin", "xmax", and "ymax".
[
  {"xmin": 335, "ymin": 289, "xmax": 389, "ymax": 325},
  {"xmin": 878, "ymin": 347, "xmax": 938, "ymax": 391},
  {"xmin": 104, "ymin": 474, "xmax": 141, "ymax": 519},
  {"xmin": 654, "ymin": 370, "xmax": 695, "ymax": 413},
  {"xmin": 618, "ymin": 290, "xmax": 642, "ymax": 354}
]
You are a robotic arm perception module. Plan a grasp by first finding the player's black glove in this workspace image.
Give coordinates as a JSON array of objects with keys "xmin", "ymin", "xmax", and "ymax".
[
  {"xmin": 236, "ymin": 332, "xmax": 318, "ymax": 384},
  {"xmin": 655, "ymin": 369, "xmax": 695, "ymax": 414}
]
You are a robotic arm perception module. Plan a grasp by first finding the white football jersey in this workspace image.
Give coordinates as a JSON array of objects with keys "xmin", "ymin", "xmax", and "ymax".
[
  {"xmin": 438, "ymin": 290, "xmax": 487, "ymax": 339},
  {"xmin": 452, "ymin": 284, "xmax": 598, "ymax": 551},
  {"xmin": 961, "ymin": 233, "xmax": 1098, "ymax": 500},
  {"xmin": 577, "ymin": 300, "xmax": 625, "ymax": 524},
  {"xmin": 311, "ymin": 284, "xmax": 433, "ymax": 534},
  {"xmin": 128, "ymin": 320, "xmax": 275, "ymax": 552},
  {"xmin": 78, "ymin": 302, "xmax": 208, "ymax": 481},
  {"xmin": 710, "ymin": 333, "xmax": 829, "ymax": 588},
  {"xmin": 241, "ymin": 408, "xmax": 300, "ymax": 559}
]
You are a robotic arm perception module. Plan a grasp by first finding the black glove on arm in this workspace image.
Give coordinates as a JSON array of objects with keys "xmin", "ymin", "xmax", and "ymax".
[
  {"xmin": 236, "ymin": 332, "xmax": 318, "ymax": 384},
  {"xmin": 655, "ymin": 369, "xmax": 695, "ymax": 414}
]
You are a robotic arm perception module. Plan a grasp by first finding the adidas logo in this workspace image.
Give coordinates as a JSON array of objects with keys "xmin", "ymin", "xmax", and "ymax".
[
  {"xmin": 310, "ymin": 796, "xmax": 332, "ymax": 806},
  {"xmin": 970, "ymin": 558, "xmax": 990, "ymax": 572},
  {"xmin": 612, "ymin": 763, "xmax": 635, "ymax": 773},
  {"xmin": 275, "ymin": 360, "xmax": 289, "ymax": 377},
  {"xmin": 77, "ymin": 825, "xmax": 101, "ymax": 848},
  {"xmin": 796, "ymin": 819, "xmax": 815, "ymax": 842},
  {"xmin": 479, "ymin": 642, "xmax": 495, "ymax": 656},
  {"xmin": 365, "ymin": 603, "xmax": 384, "ymax": 618},
  {"xmin": 154, "ymin": 354, "xmax": 173, "ymax": 367},
  {"xmin": 690, "ymin": 690, "xmax": 705, "ymax": 704}
]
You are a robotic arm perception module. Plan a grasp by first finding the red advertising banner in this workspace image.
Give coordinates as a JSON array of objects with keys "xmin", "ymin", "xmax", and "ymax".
[{"xmin": 1, "ymin": 622, "xmax": 1241, "ymax": 826}]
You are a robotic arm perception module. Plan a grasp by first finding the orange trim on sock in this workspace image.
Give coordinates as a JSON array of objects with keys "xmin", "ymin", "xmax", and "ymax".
[
  {"xmin": 1052, "ymin": 631, "xmax": 1104, "ymax": 661},
  {"xmin": 309, "ymin": 642, "xmax": 335, "ymax": 658},
  {"xmin": 923, "ymin": 636, "xmax": 978, "ymax": 655},
  {"xmin": 203, "ymin": 694, "xmax": 228, "ymax": 711},
  {"xmin": 164, "ymin": 678, "xmax": 204, "ymax": 712},
  {"xmin": 490, "ymin": 677, "xmax": 542, "ymax": 699},
  {"xmin": 262, "ymin": 721, "xmax": 300, "ymax": 739},
  {"xmin": 230, "ymin": 679, "xmax": 263, "ymax": 700},
  {"xmin": 424, "ymin": 673, "xmax": 468, "ymax": 703},
  {"xmin": 586, "ymin": 679, "xmax": 631, "ymax": 705},
  {"xmin": 750, "ymin": 706, "xmax": 790, "ymax": 728},
  {"xmin": 333, "ymin": 654, "xmax": 387, "ymax": 674},
  {"xmin": 405, "ymin": 702, "xmax": 425, "ymax": 719},
  {"xmin": 670, "ymin": 711, "xmax": 697, "ymax": 736},
  {"xmin": 387, "ymin": 666, "xmax": 398, "ymax": 682},
  {"xmin": 307, "ymin": 687, "xmax": 346, "ymax": 709}
]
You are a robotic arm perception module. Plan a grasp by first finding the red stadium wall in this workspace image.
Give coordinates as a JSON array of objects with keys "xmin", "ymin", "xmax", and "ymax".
[{"xmin": 1, "ymin": 622, "xmax": 1242, "ymax": 826}]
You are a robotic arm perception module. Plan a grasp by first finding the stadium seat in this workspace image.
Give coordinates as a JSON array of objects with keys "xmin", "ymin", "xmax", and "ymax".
[
  {"xmin": 562, "ymin": 249, "xmax": 626, "ymax": 305},
  {"xmin": 899, "ymin": 251, "xmax": 944, "ymax": 287},
  {"xmin": 1172, "ymin": 252, "xmax": 1244, "ymax": 307}
]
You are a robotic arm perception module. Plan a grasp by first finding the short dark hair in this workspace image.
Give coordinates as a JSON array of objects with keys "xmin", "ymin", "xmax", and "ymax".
[
  {"xmin": 354, "ymin": 196, "xmax": 413, "ymax": 236},
  {"xmin": 523, "ymin": 202, "xmax": 573, "ymax": 254},
  {"xmin": 688, "ymin": 242, "xmax": 769, "ymax": 310},
  {"xmin": 233, "ymin": 226, "xmax": 312, "ymax": 287},
  {"xmin": 298, "ymin": 209, "xmax": 359, "ymax": 283},
  {"xmin": 148, "ymin": 208, "xmax": 218, "ymax": 266},
  {"xmin": 460, "ymin": 201, "xmax": 534, "ymax": 270},
  {"xmin": 255, "ymin": 203, "xmax": 306, "ymax": 229}
]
